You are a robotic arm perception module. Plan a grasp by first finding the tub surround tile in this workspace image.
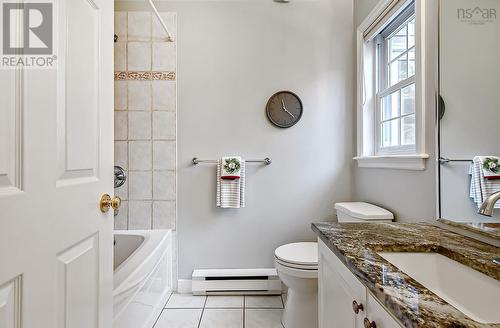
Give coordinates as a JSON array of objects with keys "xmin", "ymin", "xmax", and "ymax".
[
  {"xmin": 128, "ymin": 42, "xmax": 151, "ymax": 71},
  {"xmin": 152, "ymin": 12, "xmax": 177, "ymax": 41},
  {"xmin": 205, "ymin": 296, "xmax": 244, "ymax": 309},
  {"xmin": 312, "ymin": 222, "xmax": 500, "ymax": 328},
  {"xmin": 153, "ymin": 201, "xmax": 176, "ymax": 229},
  {"xmin": 199, "ymin": 309, "xmax": 243, "ymax": 328},
  {"xmin": 245, "ymin": 296, "xmax": 283, "ymax": 309},
  {"xmin": 114, "ymin": 201, "xmax": 128, "ymax": 230},
  {"xmin": 114, "ymin": 12, "xmax": 127, "ymax": 42},
  {"xmin": 153, "ymin": 171, "xmax": 176, "ymax": 200},
  {"xmin": 128, "ymin": 171, "xmax": 152, "ymax": 200},
  {"xmin": 152, "ymin": 81, "xmax": 176, "ymax": 111},
  {"xmin": 127, "ymin": 12, "xmax": 151, "ymax": 41},
  {"xmin": 114, "ymin": 81, "xmax": 127, "ymax": 110},
  {"xmin": 166, "ymin": 294, "xmax": 207, "ymax": 309},
  {"xmin": 154, "ymin": 309, "xmax": 202, "ymax": 328},
  {"xmin": 115, "ymin": 71, "xmax": 176, "ymax": 81},
  {"xmin": 152, "ymin": 42, "xmax": 176, "ymax": 71},
  {"xmin": 245, "ymin": 309, "xmax": 283, "ymax": 328},
  {"xmin": 153, "ymin": 111, "xmax": 176, "ymax": 139},
  {"xmin": 128, "ymin": 80, "xmax": 151, "ymax": 110},
  {"xmin": 128, "ymin": 111, "xmax": 151, "ymax": 140},
  {"xmin": 128, "ymin": 141, "xmax": 152, "ymax": 171},
  {"xmin": 114, "ymin": 42, "xmax": 127, "ymax": 71},
  {"xmin": 128, "ymin": 201, "xmax": 152, "ymax": 229},
  {"xmin": 114, "ymin": 111, "xmax": 127, "ymax": 140},
  {"xmin": 114, "ymin": 11, "xmax": 176, "ymax": 232},
  {"xmin": 114, "ymin": 141, "xmax": 128, "ymax": 170},
  {"xmin": 153, "ymin": 140, "xmax": 176, "ymax": 170}
]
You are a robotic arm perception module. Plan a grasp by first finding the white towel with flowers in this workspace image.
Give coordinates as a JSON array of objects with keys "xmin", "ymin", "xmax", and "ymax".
[
  {"xmin": 480, "ymin": 156, "xmax": 500, "ymax": 180},
  {"xmin": 470, "ymin": 156, "xmax": 500, "ymax": 209},
  {"xmin": 217, "ymin": 157, "xmax": 245, "ymax": 208},
  {"xmin": 220, "ymin": 156, "xmax": 242, "ymax": 179}
]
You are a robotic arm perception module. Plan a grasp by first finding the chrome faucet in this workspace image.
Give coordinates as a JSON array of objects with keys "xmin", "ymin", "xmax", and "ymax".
[{"xmin": 478, "ymin": 191, "xmax": 500, "ymax": 217}]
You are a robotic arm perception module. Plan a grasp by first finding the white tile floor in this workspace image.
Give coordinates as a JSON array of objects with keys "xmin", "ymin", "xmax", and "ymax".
[{"xmin": 153, "ymin": 294, "xmax": 285, "ymax": 328}]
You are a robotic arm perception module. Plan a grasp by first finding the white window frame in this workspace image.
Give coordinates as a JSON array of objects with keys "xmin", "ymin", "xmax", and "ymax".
[
  {"xmin": 376, "ymin": 10, "xmax": 416, "ymax": 155},
  {"xmin": 354, "ymin": 0, "xmax": 429, "ymax": 170}
]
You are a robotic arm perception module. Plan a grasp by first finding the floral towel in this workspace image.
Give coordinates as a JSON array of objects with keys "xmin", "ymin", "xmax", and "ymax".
[
  {"xmin": 220, "ymin": 156, "xmax": 242, "ymax": 180},
  {"xmin": 481, "ymin": 157, "xmax": 500, "ymax": 180}
]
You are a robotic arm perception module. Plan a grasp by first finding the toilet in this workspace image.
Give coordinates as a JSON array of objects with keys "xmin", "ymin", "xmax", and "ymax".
[{"xmin": 275, "ymin": 202, "xmax": 394, "ymax": 328}]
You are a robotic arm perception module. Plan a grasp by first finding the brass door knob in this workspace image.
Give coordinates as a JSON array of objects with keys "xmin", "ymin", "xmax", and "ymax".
[
  {"xmin": 352, "ymin": 300, "xmax": 364, "ymax": 314},
  {"xmin": 364, "ymin": 318, "xmax": 376, "ymax": 328},
  {"xmin": 100, "ymin": 194, "xmax": 121, "ymax": 213}
]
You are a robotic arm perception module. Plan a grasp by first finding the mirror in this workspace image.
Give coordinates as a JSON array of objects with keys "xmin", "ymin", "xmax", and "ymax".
[{"xmin": 438, "ymin": 0, "xmax": 500, "ymax": 226}]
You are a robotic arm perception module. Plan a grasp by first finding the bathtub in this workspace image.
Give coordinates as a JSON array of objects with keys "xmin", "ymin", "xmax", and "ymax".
[{"xmin": 113, "ymin": 230, "xmax": 172, "ymax": 328}]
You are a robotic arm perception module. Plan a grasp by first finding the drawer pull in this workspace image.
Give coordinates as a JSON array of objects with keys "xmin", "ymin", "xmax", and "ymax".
[
  {"xmin": 364, "ymin": 318, "xmax": 376, "ymax": 328},
  {"xmin": 352, "ymin": 300, "xmax": 364, "ymax": 314}
]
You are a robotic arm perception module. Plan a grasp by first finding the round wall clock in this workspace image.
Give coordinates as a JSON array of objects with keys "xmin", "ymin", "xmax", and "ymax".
[{"xmin": 266, "ymin": 91, "xmax": 303, "ymax": 128}]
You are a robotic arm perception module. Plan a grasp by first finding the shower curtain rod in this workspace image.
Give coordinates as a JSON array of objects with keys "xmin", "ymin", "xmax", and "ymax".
[{"xmin": 147, "ymin": 0, "xmax": 174, "ymax": 42}]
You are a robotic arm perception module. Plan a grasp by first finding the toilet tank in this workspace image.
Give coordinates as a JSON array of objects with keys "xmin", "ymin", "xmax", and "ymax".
[{"xmin": 335, "ymin": 202, "xmax": 394, "ymax": 223}]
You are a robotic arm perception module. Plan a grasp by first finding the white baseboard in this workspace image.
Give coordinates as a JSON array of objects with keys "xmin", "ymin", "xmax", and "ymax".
[
  {"xmin": 177, "ymin": 279, "xmax": 192, "ymax": 294},
  {"xmin": 177, "ymin": 278, "xmax": 286, "ymax": 295}
]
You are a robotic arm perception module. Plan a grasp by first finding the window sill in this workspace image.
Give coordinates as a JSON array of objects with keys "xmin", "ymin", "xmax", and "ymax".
[{"xmin": 353, "ymin": 154, "xmax": 430, "ymax": 170}]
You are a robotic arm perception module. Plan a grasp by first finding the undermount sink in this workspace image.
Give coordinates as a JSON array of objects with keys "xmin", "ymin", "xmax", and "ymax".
[{"xmin": 378, "ymin": 252, "xmax": 500, "ymax": 324}]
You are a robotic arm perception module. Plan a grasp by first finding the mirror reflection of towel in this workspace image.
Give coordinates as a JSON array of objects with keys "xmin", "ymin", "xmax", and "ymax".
[
  {"xmin": 470, "ymin": 156, "xmax": 500, "ymax": 209},
  {"xmin": 479, "ymin": 156, "xmax": 500, "ymax": 180}
]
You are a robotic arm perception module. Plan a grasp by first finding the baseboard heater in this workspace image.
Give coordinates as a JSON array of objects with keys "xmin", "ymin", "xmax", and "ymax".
[{"xmin": 192, "ymin": 268, "xmax": 281, "ymax": 295}]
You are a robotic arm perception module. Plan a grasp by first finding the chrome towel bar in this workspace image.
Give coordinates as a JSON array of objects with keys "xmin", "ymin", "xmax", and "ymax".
[
  {"xmin": 438, "ymin": 157, "xmax": 472, "ymax": 164},
  {"xmin": 192, "ymin": 157, "xmax": 272, "ymax": 166}
]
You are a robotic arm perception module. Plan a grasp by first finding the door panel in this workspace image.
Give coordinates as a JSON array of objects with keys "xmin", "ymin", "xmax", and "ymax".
[
  {"xmin": 0, "ymin": 276, "xmax": 22, "ymax": 328},
  {"xmin": 57, "ymin": 0, "xmax": 101, "ymax": 185},
  {"xmin": 57, "ymin": 234, "xmax": 99, "ymax": 328},
  {"xmin": 0, "ymin": 69, "xmax": 22, "ymax": 196}
]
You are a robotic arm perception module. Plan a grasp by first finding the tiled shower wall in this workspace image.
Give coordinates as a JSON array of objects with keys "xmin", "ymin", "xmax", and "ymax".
[{"xmin": 113, "ymin": 11, "xmax": 177, "ymax": 230}]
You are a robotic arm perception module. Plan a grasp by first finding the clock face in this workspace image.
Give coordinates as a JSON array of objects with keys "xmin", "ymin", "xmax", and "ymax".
[{"xmin": 266, "ymin": 91, "xmax": 303, "ymax": 128}]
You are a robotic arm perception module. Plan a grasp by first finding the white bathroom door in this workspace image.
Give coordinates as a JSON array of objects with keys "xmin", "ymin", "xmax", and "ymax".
[{"xmin": 0, "ymin": 0, "xmax": 114, "ymax": 327}]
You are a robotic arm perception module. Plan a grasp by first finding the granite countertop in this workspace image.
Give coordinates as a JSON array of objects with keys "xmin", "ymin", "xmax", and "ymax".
[
  {"xmin": 312, "ymin": 222, "xmax": 500, "ymax": 328},
  {"xmin": 438, "ymin": 218, "xmax": 500, "ymax": 240}
]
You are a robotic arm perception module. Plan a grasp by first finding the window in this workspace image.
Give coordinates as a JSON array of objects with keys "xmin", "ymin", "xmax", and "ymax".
[
  {"xmin": 376, "ymin": 7, "xmax": 416, "ymax": 155},
  {"xmin": 355, "ymin": 0, "xmax": 428, "ymax": 170}
]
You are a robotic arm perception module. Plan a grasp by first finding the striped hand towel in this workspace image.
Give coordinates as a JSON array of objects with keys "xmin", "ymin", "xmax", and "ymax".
[
  {"xmin": 470, "ymin": 156, "xmax": 500, "ymax": 209},
  {"xmin": 216, "ymin": 159, "xmax": 246, "ymax": 208}
]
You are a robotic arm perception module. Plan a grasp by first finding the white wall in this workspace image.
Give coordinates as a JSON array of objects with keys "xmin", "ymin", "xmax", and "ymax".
[
  {"xmin": 118, "ymin": 0, "xmax": 355, "ymax": 279},
  {"xmin": 352, "ymin": 0, "xmax": 437, "ymax": 222}
]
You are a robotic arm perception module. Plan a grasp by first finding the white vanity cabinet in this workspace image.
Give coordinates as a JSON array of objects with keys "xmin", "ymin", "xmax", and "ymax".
[{"xmin": 318, "ymin": 239, "xmax": 403, "ymax": 328}]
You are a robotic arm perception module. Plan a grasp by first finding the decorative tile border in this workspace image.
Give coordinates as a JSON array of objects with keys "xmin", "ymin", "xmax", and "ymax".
[{"xmin": 114, "ymin": 71, "xmax": 176, "ymax": 81}]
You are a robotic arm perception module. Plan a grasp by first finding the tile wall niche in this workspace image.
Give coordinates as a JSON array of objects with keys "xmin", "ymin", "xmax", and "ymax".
[{"xmin": 113, "ymin": 11, "xmax": 177, "ymax": 230}]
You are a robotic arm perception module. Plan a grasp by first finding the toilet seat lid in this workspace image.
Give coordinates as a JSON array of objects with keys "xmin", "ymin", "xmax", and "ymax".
[{"xmin": 275, "ymin": 242, "xmax": 318, "ymax": 266}]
